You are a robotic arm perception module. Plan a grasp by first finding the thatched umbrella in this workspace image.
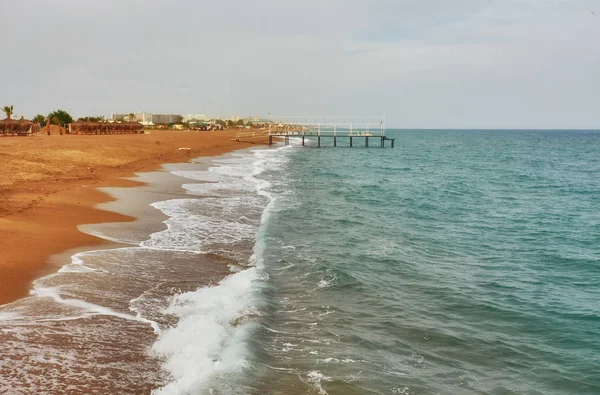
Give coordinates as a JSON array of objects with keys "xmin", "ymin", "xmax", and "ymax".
[
  {"xmin": 0, "ymin": 118, "xmax": 8, "ymax": 135},
  {"xmin": 125, "ymin": 121, "xmax": 142, "ymax": 133},
  {"xmin": 84, "ymin": 120, "xmax": 93, "ymax": 134},
  {"xmin": 0, "ymin": 117, "xmax": 15, "ymax": 135},
  {"xmin": 31, "ymin": 122, "xmax": 41, "ymax": 134},
  {"xmin": 0, "ymin": 117, "xmax": 32, "ymax": 136},
  {"xmin": 70, "ymin": 120, "xmax": 85, "ymax": 134},
  {"xmin": 15, "ymin": 116, "xmax": 32, "ymax": 135}
]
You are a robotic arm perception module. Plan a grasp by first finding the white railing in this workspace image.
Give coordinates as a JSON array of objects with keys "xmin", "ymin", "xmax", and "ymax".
[{"xmin": 235, "ymin": 129, "xmax": 270, "ymax": 141}]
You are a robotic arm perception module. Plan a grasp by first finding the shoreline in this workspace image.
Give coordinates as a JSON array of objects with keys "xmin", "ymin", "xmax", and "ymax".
[
  {"xmin": 0, "ymin": 142, "xmax": 273, "ymax": 393},
  {"xmin": 0, "ymin": 130, "xmax": 254, "ymax": 305}
]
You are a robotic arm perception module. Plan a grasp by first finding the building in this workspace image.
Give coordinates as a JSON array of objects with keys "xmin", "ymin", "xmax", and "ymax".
[
  {"xmin": 111, "ymin": 112, "xmax": 153, "ymax": 125},
  {"xmin": 183, "ymin": 114, "xmax": 209, "ymax": 123},
  {"xmin": 137, "ymin": 112, "xmax": 154, "ymax": 125},
  {"xmin": 111, "ymin": 113, "xmax": 135, "ymax": 122},
  {"xmin": 111, "ymin": 112, "xmax": 182, "ymax": 125},
  {"xmin": 151, "ymin": 113, "xmax": 182, "ymax": 125}
]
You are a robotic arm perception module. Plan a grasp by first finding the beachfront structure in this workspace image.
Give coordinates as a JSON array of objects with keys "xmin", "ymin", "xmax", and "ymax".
[
  {"xmin": 111, "ymin": 112, "xmax": 151, "ymax": 125},
  {"xmin": 183, "ymin": 114, "xmax": 209, "ymax": 123},
  {"xmin": 235, "ymin": 115, "xmax": 394, "ymax": 148},
  {"xmin": 68, "ymin": 121, "xmax": 143, "ymax": 134},
  {"xmin": 135, "ymin": 112, "xmax": 154, "ymax": 125},
  {"xmin": 0, "ymin": 117, "xmax": 41, "ymax": 136},
  {"xmin": 111, "ymin": 112, "xmax": 182, "ymax": 125},
  {"xmin": 152, "ymin": 113, "xmax": 182, "ymax": 125}
]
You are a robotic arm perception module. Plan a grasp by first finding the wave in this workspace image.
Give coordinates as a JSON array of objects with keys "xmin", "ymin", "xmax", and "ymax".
[
  {"xmin": 149, "ymin": 145, "xmax": 290, "ymax": 393},
  {"xmin": 151, "ymin": 267, "xmax": 264, "ymax": 395}
]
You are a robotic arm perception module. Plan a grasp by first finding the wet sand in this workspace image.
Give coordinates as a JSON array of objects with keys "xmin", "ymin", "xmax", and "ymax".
[
  {"xmin": 0, "ymin": 129, "xmax": 254, "ymax": 305},
  {"xmin": 0, "ymin": 161, "xmax": 245, "ymax": 393}
]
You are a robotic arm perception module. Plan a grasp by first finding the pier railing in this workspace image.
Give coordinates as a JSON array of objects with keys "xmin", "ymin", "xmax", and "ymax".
[
  {"xmin": 234, "ymin": 128, "xmax": 394, "ymax": 148},
  {"xmin": 234, "ymin": 129, "xmax": 271, "ymax": 143},
  {"xmin": 234, "ymin": 114, "xmax": 394, "ymax": 147}
]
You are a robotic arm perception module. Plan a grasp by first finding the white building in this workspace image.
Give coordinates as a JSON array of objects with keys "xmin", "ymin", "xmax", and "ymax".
[
  {"xmin": 184, "ymin": 114, "xmax": 209, "ymax": 123},
  {"xmin": 111, "ymin": 112, "xmax": 153, "ymax": 125},
  {"xmin": 136, "ymin": 112, "xmax": 154, "ymax": 125},
  {"xmin": 111, "ymin": 112, "xmax": 181, "ymax": 126}
]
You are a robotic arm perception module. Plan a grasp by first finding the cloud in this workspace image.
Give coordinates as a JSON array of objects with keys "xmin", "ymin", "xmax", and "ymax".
[{"xmin": 0, "ymin": 0, "xmax": 598, "ymax": 128}]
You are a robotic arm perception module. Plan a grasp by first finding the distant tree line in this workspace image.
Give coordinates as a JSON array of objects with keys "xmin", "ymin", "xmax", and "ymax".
[
  {"xmin": 30, "ymin": 110, "xmax": 74, "ymax": 127},
  {"xmin": 226, "ymin": 119, "xmax": 247, "ymax": 127},
  {"xmin": 4, "ymin": 105, "xmax": 261, "ymax": 130},
  {"xmin": 2, "ymin": 107, "xmax": 89, "ymax": 127},
  {"xmin": 32, "ymin": 114, "xmax": 46, "ymax": 126},
  {"xmin": 77, "ymin": 116, "xmax": 105, "ymax": 123}
]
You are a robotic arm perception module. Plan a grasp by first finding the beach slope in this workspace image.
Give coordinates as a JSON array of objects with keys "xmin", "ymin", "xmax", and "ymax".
[{"xmin": 0, "ymin": 130, "xmax": 251, "ymax": 305}]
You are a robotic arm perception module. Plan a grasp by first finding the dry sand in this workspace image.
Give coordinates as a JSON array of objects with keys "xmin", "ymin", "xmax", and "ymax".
[{"xmin": 0, "ymin": 129, "xmax": 255, "ymax": 305}]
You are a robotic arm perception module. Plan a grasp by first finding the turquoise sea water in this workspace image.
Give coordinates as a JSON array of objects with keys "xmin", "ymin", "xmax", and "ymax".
[
  {"xmin": 252, "ymin": 130, "xmax": 600, "ymax": 394},
  {"xmin": 1, "ymin": 130, "xmax": 598, "ymax": 394}
]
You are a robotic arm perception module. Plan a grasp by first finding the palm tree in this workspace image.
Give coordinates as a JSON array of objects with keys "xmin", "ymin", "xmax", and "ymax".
[
  {"xmin": 128, "ymin": 113, "xmax": 136, "ymax": 122},
  {"xmin": 2, "ymin": 105, "xmax": 14, "ymax": 119}
]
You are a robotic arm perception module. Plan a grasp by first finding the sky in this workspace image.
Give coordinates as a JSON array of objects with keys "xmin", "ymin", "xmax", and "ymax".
[{"xmin": 0, "ymin": 0, "xmax": 598, "ymax": 128}]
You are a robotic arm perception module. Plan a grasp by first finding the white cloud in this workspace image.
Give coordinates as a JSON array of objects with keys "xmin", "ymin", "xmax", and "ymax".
[{"xmin": 0, "ymin": 0, "xmax": 598, "ymax": 127}]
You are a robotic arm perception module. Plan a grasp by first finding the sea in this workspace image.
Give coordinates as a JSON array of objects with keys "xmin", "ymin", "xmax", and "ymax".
[{"xmin": 0, "ymin": 129, "xmax": 599, "ymax": 394}]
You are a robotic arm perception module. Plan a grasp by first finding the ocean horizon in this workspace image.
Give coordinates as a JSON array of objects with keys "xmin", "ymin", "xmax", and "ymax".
[{"xmin": 1, "ymin": 129, "xmax": 599, "ymax": 394}]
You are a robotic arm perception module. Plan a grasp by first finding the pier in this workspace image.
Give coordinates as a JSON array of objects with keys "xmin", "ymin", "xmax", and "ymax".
[{"xmin": 235, "ymin": 115, "xmax": 394, "ymax": 148}]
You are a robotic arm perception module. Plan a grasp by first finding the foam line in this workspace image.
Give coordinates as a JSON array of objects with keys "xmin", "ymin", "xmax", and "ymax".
[
  {"xmin": 151, "ymin": 146, "xmax": 290, "ymax": 393},
  {"xmin": 31, "ymin": 287, "xmax": 160, "ymax": 333},
  {"xmin": 151, "ymin": 268, "xmax": 262, "ymax": 394}
]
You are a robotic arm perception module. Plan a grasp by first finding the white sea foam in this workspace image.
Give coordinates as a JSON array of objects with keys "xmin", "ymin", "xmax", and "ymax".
[
  {"xmin": 306, "ymin": 371, "xmax": 331, "ymax": 395},
  {"xmin": 150, "ymin": 145, "xmax": 290, "ymax": 393},
  {"xmin": 317, "ymin": 278, "xmax": 332, "ymax": 288},
  {"xmin": 58, "ymin": 252, "xmax": 100, "ymax": 273},
  {"xmin": 144, "ymin": 149, "xmax": 286, "ymax": 255},
  {"xmin": 31, "ymin": 287, "xmax": 160, "ymax": 333},
  {"xmin": 0, "ymin": 146, "xmax": 291, "ymax": 393},
  {"xmin": 322, "ymin": 357, "xmax": 356, "ymax": 364},
  {"xmin": 0, "ymin": 312, "xmax": 22, "ymax": 322},
  {"xmin": 141, "ymin": 199, "xmax": 257, "ymax": 253},
  {"xmin": 151, "ymin": 268, "xmax": 263, "ymax": 394},
  {"xmin": 79, "ymin": 228, "xmax": 141, "ymax": 245}
]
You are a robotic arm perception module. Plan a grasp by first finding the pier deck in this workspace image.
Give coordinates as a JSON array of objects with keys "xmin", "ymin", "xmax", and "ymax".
[
  {"xmin": 235, "ymin": 115, "xmax": 394, "ymax": 148},
  {"xmin": 268, "ymin": 131, "xmax": 395, "ymax": 148}
]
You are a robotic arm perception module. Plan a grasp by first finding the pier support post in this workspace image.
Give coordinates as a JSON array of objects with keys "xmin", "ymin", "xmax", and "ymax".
[
  {"xmin": 366, "ymin": 137, "xmax": 369, "ymax": 148},
  {"xmin": 302, "ymin": 136, "xmax": 305, "ymax": 146},
  {"xmin": 318, "ymin": 136, "xmax": 321, "ymax": 147},
  {"xmin": 285, "ymin": 136, "xmax": 289, "ymax": 146},
  {"xmin": 381, "ymin": 136, "xmax": 384, "ymax": 148},
  {"xmin": 269, "ymin": 135, "xmax": 273, "ymax": 145},
  {"xmin": 350, "ymin": 136, "xmax": 353, "ymax": 147},
  {"xmin": 334, "ymin": 136, "xmax": 337, "ymax": 147},
  {"xmin": 392, "ymin": 139, "xmax": 395, "ymax": 148}
]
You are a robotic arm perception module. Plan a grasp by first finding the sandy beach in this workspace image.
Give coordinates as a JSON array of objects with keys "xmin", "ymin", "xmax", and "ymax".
[{"xmin": 0, "ymin": 129, "xmax": 253, "ymax": 305}]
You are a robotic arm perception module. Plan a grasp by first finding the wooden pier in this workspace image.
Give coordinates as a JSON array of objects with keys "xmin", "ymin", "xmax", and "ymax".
[
  {"xmin": 235, "ymin": 115, "xmax": 394, "ymax": 148},
  {"xmin": 267, "ymin": 131, "xmax": 395, "ymax": 148}
]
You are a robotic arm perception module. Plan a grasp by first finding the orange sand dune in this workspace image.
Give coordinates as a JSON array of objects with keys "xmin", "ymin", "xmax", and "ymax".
[{"xmin": 0, "ymin": 129, "xmax": 253, "ymax": 305}]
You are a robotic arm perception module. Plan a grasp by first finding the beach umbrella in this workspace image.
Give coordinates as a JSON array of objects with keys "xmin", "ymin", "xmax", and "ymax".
[
  {"xmin": 0, "ymin": 118, "xmax": 8, "ymax": 135},
  {"xmin": 0, "ymin": 118, "xmax": 16, "ymax": 135},
  {"xmin": 70, "ymin": 120, "xmax": 83, "ymax": 134},
  {"xmin": 15, "ymin": 117, "xmax": 32, "ymax": 135}
]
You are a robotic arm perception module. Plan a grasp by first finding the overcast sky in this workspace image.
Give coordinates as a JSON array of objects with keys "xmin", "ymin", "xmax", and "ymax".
[{"xmin": 1, "ymin": 0, "xmax": 598, "ymax": 128}]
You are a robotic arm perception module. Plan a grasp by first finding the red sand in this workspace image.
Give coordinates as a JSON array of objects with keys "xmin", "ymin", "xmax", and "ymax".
[{"xmin": 0, "ymin": 129, "xmax": 254, "ymax": 305}]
